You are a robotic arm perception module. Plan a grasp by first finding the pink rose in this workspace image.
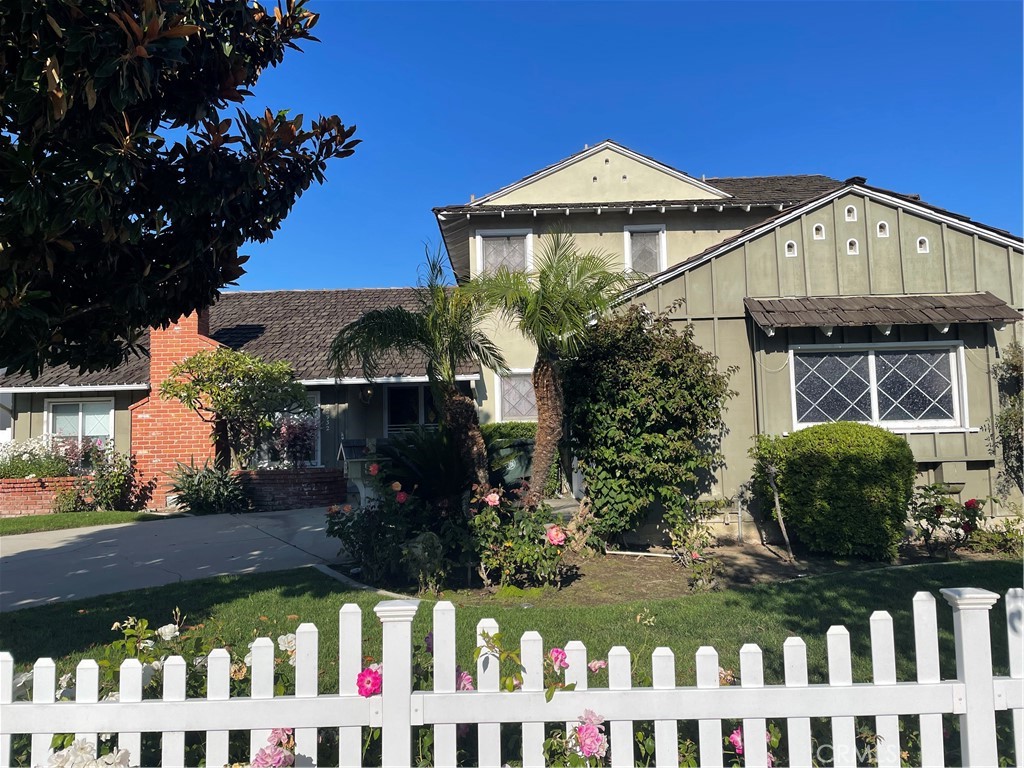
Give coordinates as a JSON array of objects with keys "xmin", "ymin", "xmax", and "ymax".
[
  {"xmin": 587, "ymin": 659, "xmax": 607, "ymax": 673},
  {"xmin": 575, "ymin": 723, "xmax": 608, "ymax": 758},
  {"xmin": 395, "ymin": 491, "xmax": 409, "ymax": 504},
  {"xmin": 356, "ymin": 665, "xmax": 382, "ymax": 697},
  {"xmin": 729, "ymin": 727, "xmax": 743, "ymax": 755},
  {"xmin": 368, "ymin": 463, "xmax": 380, "ymax": 476},
  {"xmin": 252, "ymin": 743, "xmax": 294, "ymax": 768},
  {"xmin": 456, "ymin": 666, "xmax": 474, "ymax": 691},
  {"xmin": 549, "ymin": 647, "xmax": 569, "ymax": 670},
  {"xmin": 269, "ymin": 727, "xmax": 293, "ymax": 746},
  {"xmin": 484, "ymin": 492, "xmax": 501, "ymax": 507},
  {"xmin": 546, "ymin": 525, "xmax": 566, "ymax": 546}
]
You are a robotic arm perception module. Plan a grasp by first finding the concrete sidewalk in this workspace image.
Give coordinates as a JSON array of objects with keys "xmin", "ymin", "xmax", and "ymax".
[{"xmin": 0, "ymin": 509, "xmax": 343, "ymax": 611}]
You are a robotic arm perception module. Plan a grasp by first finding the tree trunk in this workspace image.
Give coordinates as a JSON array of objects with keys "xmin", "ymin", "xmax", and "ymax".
[
  {"xmin": 526, "ymin": 357, "xmax": 563, "ymax": 509},
  {"xmin": 441, "ymin": 388, "xmax": 490, "ymax": 489},
  {"xmin": 766, "ymin": 465, "xmax": 795, "ymax": 562}
]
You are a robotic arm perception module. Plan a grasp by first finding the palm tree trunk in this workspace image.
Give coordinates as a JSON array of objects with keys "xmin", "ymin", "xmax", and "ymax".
[
  {"xmin": 526, "ymin": 357, "xmax": 562, "ymax": 509},
  {"xmin": 441, "ymin": 388, "xmax": 490, "ymax": 489}
]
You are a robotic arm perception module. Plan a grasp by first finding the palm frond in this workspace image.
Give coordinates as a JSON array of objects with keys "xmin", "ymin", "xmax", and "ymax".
[{"xmin": 328, "ymin": 306, "xmax": 428, "ymax": 380}]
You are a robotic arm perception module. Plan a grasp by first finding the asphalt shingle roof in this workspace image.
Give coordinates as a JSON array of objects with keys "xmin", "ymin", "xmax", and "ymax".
[{"xmin": 0, "ymin": 289, "xmax": 467, "ymax": 388}]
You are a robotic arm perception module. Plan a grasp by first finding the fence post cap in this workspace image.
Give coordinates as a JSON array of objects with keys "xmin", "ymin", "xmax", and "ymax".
[
  {"xmin": 374, "ymin": 599, "xmax": 420, "ymax": 622},
  {"xmin": 940, "ymin": 588, "xmax": 1000, "ymax": 609}
]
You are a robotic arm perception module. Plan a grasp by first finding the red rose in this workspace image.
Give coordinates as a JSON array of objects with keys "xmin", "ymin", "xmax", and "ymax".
[
  {"xmin": 962, "ymin": 522, "xmax": 975, "ymax": 533},
  {"xmin": 965, "ymin": 498, "xmax": 978, "ymax": 510},
  {"xmin": 395, "ymin": 491, "xmax": 409, "ymax": 504}
]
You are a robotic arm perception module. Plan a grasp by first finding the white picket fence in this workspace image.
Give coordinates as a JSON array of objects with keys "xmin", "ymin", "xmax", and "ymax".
[{"xmin": 1, "ymin": 587, "xmax": 1021, "ymax": 768}]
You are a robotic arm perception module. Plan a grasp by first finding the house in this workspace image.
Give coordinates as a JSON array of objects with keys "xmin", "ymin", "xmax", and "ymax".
[
  {"xmin": 0, "ymin": 289, "xmax": 479, "ymax": 510},
  {"xmin": 434, "ymin": 140, "xmax": 1023, "ymax": 513}
]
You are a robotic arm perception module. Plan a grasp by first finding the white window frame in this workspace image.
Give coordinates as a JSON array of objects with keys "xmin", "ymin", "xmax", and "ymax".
[
  {"xmin": 495, "ymin": 369, "xmax": 537, "ymax": 423},
  {"xmin": 788, "ymin": 341, "xmax": 969, "ymax": 433},
  {"xmin": 44, "ymin": 397, "xmax": 115, "ymax": 447},
  {"xmin": 877, "ymin": 221, "xmax": 889, "ymax": 238},
  {"xmin": 624, "ymin": 224, "xmax": 667, "ymax": 274},
  {"xmin": 475, "ymin": 228, "xmax": 533, "ymax": 275},
  {"xmin": 847, "ymin": 239, "xmax": 860, "ymax": 255},
  {"xmin": 917, "ymin": 237, "xmax": 930, "ymax": 254},
  {"xmin": 845, "ymin": 205, "xmax": 858, "ymax": 222},
  {"xmin": 784, "ymin": 240, "xmax": 798, "ymax": 258},
  {"xmin": 812, "ymin": 223, "xmax": 826, "ymax": 240}
]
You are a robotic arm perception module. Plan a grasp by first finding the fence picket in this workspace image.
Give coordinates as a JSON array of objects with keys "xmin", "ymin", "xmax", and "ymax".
[
  {"xmin": 1006, "ymin": 587, "xmax": 1023, "ymax": 766},
  {"xmin": 160, "ymin": 657, "xmax": 186, "ymax": 768},
  {"xmin": 783, "ymin": 637, "xmax": 812, "ymax": 768},
  {"xmin": 740, "ymin": 644, "xmax": 768, "ymax": 768},
  {"xmin": 337, "ymin": 604, "xmax": 362, "ymax": 767},
  {"xmin": 117, "ymin": 659, "xmax": 143, "ymax": 762},
  {"xmin": 565, "ymin": 640, "xmax": 588, "ymax": 738},
  {"xmin": 652, "ymin": 648, "xmax": 678, "ymax": 768},
  {"xmin": 248, "ymin": 637, "xmax": 275, "ymax": 759},
  {"xmin": 695, "ymin": 646, "xmax": 723, "ymax": 767},
  {"xmin": 294, "ymin": 623, "xmax": 319, "ymax": 767},
  {"xmin": 74, "ymin": 659, "xmax": 99, "ymax": 747},
  {"xmin": 608, "ymin": 646, "xmax": 633, "ymax": 767},
  {"xmin": 870, "ymin": 611, "xmax": 901, "ymax": 767},
  {"xmin": 30, "ymin": 658, "xmax": 55, "ymax": 768},
  {"xmin": 520, "ymin": 631, "xmax": 545, "ymax": 768},
  {"xmin": 376, "ymin": 600, "xmax": 420, "ymax": 768},
  {"xmin": 912, "ymin": 591, "xmax": 944, "ymax": 767},
  {"xmin": 0, "ymin": 652, "xmax": 12, "ymax": 768},
  {"xmin": 205, "ymin": 648, "xmax": 231, "ymax": 768},
  {"xmin": 433, "ymin": 602, "xmax": 458, "ymax": 768},
  {"xmin": 476, "ymin": 618, "xmax": 501, "ymax": 768},
  {"xmin": 827, "ymin": 626, "xmax": 856, "ymax": 768}
]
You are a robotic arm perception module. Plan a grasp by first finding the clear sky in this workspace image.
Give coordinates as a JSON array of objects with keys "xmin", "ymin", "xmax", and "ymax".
[{"xmin": 235, "ymin": 0, "xmax": 1023, "ymax": 292}]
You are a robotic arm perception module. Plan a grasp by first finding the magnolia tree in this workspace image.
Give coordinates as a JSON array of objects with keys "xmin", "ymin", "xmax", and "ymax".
[{"xmin": 160, "ymin": 347, "xmax": 312, "ymax": 468}]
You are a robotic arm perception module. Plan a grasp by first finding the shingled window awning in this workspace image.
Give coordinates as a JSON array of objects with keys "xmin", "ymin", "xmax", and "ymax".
[{"xmin": 744, "ymin": 293, "xmax": 1021, "ymax": 333}]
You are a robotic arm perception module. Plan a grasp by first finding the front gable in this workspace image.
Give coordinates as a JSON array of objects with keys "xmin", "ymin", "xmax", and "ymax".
[{"xmin": 478, "ymin": 142, "xmax": 730, "ymax": 206}]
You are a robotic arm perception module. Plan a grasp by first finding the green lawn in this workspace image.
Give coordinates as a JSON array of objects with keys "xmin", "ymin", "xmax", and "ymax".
[
  {"xmin": 0, "ymin": 560, "xmax": 1016, "ymax": 691},
  {"xmin": 0, "ymin": 510, "xmax": 178, "ymax": 536}
]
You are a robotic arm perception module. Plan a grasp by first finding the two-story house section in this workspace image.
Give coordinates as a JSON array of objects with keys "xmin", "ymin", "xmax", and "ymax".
[
  {"xmin": 434, "ymin": 140, "xmax": 1022, "ymax": 511},
  {"xmin": 433, "ymin": 140, "xmax": 843, "ymax": 425}
]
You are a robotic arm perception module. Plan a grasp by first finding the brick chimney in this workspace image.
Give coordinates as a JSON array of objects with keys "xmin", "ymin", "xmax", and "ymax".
[{"xmin": 130, "ymin": 310, "xmax": 220, "ymax": 508}]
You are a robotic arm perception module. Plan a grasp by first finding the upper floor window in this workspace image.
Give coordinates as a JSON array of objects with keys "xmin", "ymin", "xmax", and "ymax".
[
  {"xmin": 845, "ymin": 205, "xmax": 858, "ymax": 222},
  {"xmin": 785, "ymin": 240, "xmax": 798, "ymax": 258},
  {"xmin": 477, "ymin": 229, "xmax": 532, "ymax": 275},
  {"xmin": 847, "ymin": 239, "xmax": 859, "ymax": 255},
  {"xmin": 877, "ymin": 221, "xmax": 889, "ymax": 238},
  {"xmin": 791, "ymin": 344, "xmax": 964, "ymax": 430},
  {"xmin": 917, "ymin": 237, "xmax": 930, "ymax": 254},
  {"xmin": 624, "ymin": 225, "xmax": 666, "ymax": 274},
  {"xmin": 499, "ymin": 373, "xmax": 537, "ymax": 422},
  {"xmin": 46, "ymin": 399, "xmax": 113, "ymax": 448},
  {"xmin": 812, "ymin": 224, "xmax": 826, "ymax": 240}
]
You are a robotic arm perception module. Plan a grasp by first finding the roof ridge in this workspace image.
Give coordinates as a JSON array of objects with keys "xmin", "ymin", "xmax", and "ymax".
[{"xmin": 220, "ymin": 286, "xmax": 418, "ymax": 295}]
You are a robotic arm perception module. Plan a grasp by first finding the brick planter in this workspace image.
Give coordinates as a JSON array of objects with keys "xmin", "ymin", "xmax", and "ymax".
[
  {"xmin": 233, "ymin": 467, "xmax": 346, "ymax": 512},
  {"xmin": 0, "ymin": 476, "xmax": 80, "ymax": 517}
]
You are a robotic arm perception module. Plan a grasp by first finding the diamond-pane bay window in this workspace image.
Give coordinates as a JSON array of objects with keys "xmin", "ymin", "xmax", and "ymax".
[
  {"xmin": 500, "ymin": 373, "xmax": 537, "ymax": 421},
  {"xmin": 791, "ymin": 344, "xmax": 965, "ymax": 430},
  {"xmin": 477, "ymin": 230, "xmax": 531, "ymax": 275}
]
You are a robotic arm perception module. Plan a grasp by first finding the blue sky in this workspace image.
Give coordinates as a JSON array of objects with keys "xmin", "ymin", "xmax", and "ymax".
[{"xmin": 237, "ymin": 1, "xmax": 1022, "ymax": 291}]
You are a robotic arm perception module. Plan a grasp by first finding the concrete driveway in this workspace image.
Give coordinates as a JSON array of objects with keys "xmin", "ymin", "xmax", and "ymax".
[{"xmin": 0, "ymin": 509, "xmax": 344, "ymax": 611}]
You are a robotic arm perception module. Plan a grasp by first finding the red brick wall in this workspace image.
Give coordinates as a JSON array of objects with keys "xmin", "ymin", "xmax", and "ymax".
[
  {"xmin": 0, "ymin": 476, "xmax": 80, "ymax": 517},
  {"xmin": 234, "ymin": 467, "xmax": 347, "ymax": 512},
  {"xmin": 131, "ymin": 311, "xmax": 221, "ymax": 508}
]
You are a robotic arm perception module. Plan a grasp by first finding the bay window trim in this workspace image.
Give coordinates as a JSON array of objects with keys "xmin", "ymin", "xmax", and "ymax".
[
  {"xmin": 475, "ymin": 228, "xmax": 534, "ymax": 276},
  {"xmin": 788, "ymin": 340, "xmax": 967, "ymax": 432}
]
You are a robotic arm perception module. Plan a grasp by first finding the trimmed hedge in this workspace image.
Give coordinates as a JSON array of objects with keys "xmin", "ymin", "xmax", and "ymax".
[
  {"xmin": 751, "ymin": 422, "xmax": 917, "ymax": 561},
  {"xmin": 480, "ymin": 422, "xmax": 537, "ymax": 442}
]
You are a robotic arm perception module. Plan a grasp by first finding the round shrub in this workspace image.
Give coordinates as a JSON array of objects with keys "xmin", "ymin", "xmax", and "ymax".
[{"xmin": 752, "ymin": 422, "xmax": 916, "ymax": 561}]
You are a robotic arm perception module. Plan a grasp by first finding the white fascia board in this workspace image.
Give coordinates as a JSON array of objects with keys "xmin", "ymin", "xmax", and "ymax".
[
  {"xmin": 300, "ymin": 374, "xmax": 480, "ymax": 386},
  {"xmin": 0, "ymin": 383, "xmax": 150, "ymax": 394},
  {"xmin": 471, "ymin": 141, "xmax": 731, "ymax": 206},
  {"xmin": 616, "ymin": 185, "xmax": 1024, "ymax": 304}
]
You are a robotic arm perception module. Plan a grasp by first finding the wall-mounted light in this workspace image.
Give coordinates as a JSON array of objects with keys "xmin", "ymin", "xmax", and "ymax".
[{"xmin": 359, "ymin": 385, "xmax": 374, "ymax": 404}]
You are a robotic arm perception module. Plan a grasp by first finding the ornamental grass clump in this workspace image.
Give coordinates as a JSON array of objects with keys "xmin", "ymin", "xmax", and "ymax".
[{"xmin": 751, "ymin": 422, "xmax": 917, "ymax": 561}]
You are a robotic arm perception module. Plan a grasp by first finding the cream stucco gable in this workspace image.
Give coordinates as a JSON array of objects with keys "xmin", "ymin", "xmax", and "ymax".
[{"xmin": 479, "ymin": 142, "xmax": 729, "ymax": 206}]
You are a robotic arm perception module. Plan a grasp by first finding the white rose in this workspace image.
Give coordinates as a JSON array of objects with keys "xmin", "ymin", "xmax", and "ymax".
[
  {"xmin": 13, "ymin": 670, "xmax": 32, "ymax": 700},
  {"xmin": 155, "ymin": 624, "xmax": 179, "ymax": 642},
  {"xmin": 277, "ymin": 633, "xmax": 297, "ymax": 653},
  {"xmin": 21, "ymin": 453, "xmax": 30, "ymax": 461}
]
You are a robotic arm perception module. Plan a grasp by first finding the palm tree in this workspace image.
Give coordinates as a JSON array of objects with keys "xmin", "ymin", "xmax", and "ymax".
[
  {"xmin": 471, "ymin": 229, "xmax": 636, "ymax": 508},
  {"xmin": 329, "ymin": 249, "xmax": 507, "ymax": 487}
]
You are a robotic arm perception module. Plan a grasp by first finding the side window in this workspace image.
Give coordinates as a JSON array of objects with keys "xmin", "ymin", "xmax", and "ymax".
[
  {"xmin": 478, "ymin": 231, "xmax": 530, "ymax": 274},
  {"xmin": 500, "ymin": 374, "xmax": 537, "ymax": 421},
  {"xmin": 625, "ymin": 226, "xmax": 666, "ymax": 274}
]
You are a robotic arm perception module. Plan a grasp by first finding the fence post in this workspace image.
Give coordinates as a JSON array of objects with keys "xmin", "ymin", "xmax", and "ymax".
[
  {"xmin": 941, "ymin": 587, "xmax": 1000, "ymax": 767},
  {"xmin": 375, "ymin": 599, "xmax": 421, "ymax": 768}
]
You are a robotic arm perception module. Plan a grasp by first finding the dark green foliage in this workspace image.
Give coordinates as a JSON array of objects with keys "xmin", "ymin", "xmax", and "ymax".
[
  {"xmin": 376, "ymin": 428, "xmax": 474, "ymax": 506},
  {"xmin": 469, "ymin": 493, "xmax": 566, "ymax": 588},
  {"xmin": 480, "ymin": 422, "xmax": 537, "ymax": 442},
  {"xmin": 0, "ymin": 0, "xmax": 358, "ymax": 375},
  {"xmin": 990, "ymin": 341, "xmax": 1022, "ymax": 496},
  {"xmin": 563, "ymin": 305, "xmax": 735, "ymax": 538},
  {"xmin": 51, "ymin": 486, "xmax": 90, "ymax": 514},
  {"xmin": 84, "ymin": 448, "xmax": 152, "ymax": 511},
  {"xmin": 479, "ymin": 421, "xmax": 559, "ymax": 493},
  {"xmin": 169, "ymin": 462, "xmax": 249, "ymax": 515},
  {"xmin": 0, "ymin": 452, "xmax": 70, "ymax": 479},
  {"xmin": 750, "ymin": 423, "xmax": 917, "ymax": 561}
]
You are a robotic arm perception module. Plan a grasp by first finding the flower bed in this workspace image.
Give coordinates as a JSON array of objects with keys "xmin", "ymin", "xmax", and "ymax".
[
  {"xmin": 0, "ymin": 476, "xmax": 80, "ymax": 517},
  {"xmin": 233, "ymin": 467, "xmax": 346, "ymax": 512}
]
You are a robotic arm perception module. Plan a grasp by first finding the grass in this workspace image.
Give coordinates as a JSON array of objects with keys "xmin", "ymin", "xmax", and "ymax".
[
  {"xmin": 0, "ymin": 510, "xmax": 178, "ymax": 536},
  {"xmin": 0, "ymin": 560, "xmax": 1016, "ymax": 692}
]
